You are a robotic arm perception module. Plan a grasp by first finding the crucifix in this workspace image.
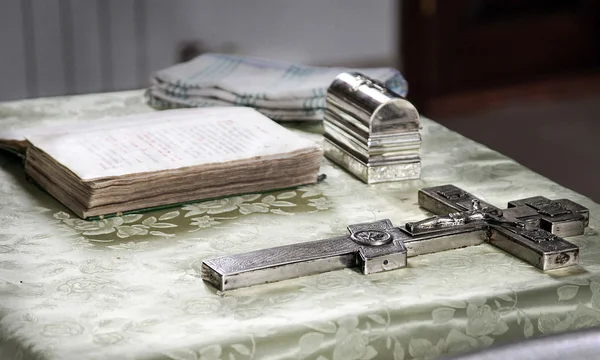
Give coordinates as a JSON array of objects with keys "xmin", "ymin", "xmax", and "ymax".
[{"xmin": 201, "ymin": 185, "xmax": 589, "ymax": 291}]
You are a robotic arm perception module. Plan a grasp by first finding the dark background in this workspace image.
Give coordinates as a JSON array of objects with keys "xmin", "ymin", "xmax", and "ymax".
[{"xmin": 402, "ymin": 0, "xmax": 600, "ymax": 203}]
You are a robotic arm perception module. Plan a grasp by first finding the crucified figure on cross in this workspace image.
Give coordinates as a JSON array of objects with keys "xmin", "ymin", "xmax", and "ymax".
[{"xmin": 201, "ymin": 185, "xmax": 589, "ymax": 291}]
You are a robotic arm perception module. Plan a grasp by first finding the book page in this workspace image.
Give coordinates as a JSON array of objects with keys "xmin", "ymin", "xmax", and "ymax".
[
  {"xmin": 26, "ymin": 107, "xmax": 319, "ymax": 180},
  {"xmin": 0, "ymin": 107, "xmax": 203, "ymax": 142}
]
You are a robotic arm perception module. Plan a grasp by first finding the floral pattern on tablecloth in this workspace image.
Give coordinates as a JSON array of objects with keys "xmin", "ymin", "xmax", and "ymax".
[
  {"xmin": 1, "ymin": 90, "xmax": 599, "ymax": 360},
  {"xmin": 51, "ymin": 188, "xmax": 330, "ymax": 246}
]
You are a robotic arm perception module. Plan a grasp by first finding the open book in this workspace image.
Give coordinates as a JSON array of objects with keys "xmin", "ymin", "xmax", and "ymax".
[{"xmin": 0, "ymin": 107, "xmax": 323, "ymax": 219}]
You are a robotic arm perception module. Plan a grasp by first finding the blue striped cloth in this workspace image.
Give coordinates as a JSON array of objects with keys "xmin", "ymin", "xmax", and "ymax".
[{"xmin": 146, "ymin": 53, "xmax": 408, "ymax": 122}]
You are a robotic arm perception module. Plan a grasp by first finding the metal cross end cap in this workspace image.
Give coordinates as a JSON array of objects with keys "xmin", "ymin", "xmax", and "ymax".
[
  {"xmin": 359, "ymin": 244, "xmax": 407, "ymax": 274},
  {"xmin": 347, "ymin": 219, "xmax": 407, "ymax": 274}
]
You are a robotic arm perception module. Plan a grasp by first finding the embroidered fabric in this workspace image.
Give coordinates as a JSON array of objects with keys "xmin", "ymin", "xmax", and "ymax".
[{"xmin": 0, "ymin": 90, "xmax": 598, "ymax": 360}]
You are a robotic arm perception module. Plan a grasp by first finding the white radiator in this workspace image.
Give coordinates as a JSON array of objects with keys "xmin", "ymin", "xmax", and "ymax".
[
  {"xmin": 0, "ymin": 0, "xmax": 397, "ymax": 102},
  {"xmin": 0, "ymin": 0, "xmax": 178, "ymax": 101}
]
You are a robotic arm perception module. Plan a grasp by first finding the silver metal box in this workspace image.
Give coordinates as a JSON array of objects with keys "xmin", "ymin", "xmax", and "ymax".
[{"xmin": 323, "ymin": 72, "xmax": 421, "ymax": 184}]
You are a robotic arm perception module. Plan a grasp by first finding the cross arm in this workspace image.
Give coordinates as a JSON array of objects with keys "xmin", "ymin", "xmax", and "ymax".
[
  {"xmin": 418, "ymin": 184, "xmax": 499, "ymax": 215},
  {"xmin": 507, "ymin": 196, "xmax": 589, "ymax": 237},
  {"xmin": 489, "ymin": 225, "xmax": 579, "ymax": 270}
]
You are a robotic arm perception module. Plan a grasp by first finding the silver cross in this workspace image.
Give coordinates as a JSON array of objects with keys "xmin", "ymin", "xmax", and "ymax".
[{"xmin": 201, "ymin": 185, "xmax": 589, "ymax": 291}]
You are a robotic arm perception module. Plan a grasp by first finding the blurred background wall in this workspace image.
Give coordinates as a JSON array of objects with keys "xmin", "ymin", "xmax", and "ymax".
[
  {"xmin": 0, "ymin": 0, "xmax": 398, "ymax": 102},
  {"xmin": 0, "ymin": 0, "xmax": 599, "ymax": 202}
]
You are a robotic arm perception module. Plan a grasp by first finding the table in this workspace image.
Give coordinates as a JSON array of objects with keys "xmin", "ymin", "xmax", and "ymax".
[{"xmin": 1, "ymin": 90, "xmax": 599, "ymax": 360}]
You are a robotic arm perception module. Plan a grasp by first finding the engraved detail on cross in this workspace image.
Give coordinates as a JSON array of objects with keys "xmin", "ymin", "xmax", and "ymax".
[{"xmin": 201, "ymin": 185, "xmax": 589, "ymax": 291}]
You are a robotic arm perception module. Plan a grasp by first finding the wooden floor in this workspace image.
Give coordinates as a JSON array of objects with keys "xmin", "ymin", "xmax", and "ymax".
[{"xmin": 435, "ymin": 92, "xmax": 600, "ymax": 203}]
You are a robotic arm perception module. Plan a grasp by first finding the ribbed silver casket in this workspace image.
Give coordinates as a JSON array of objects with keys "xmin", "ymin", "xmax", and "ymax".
[{"xmin": 323, "ymin": 72, "xmax": 422, "ymax": 183}]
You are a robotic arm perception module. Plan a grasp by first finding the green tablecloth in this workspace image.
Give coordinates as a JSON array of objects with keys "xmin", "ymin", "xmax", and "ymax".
[{"xmin": 0, "ymin": 91, "xmax": 599, "ymax": 360}]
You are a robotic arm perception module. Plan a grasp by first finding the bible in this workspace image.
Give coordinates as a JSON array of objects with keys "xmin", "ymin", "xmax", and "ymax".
[{"xmin": 0, "ymin": 107, "xmax": 323, "ymax": 219}]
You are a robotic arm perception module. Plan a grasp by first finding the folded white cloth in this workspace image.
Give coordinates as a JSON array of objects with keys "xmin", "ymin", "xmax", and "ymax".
[{"xmin": 146, "ymin": 53, "xmax": 407, "ymax": 121}]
